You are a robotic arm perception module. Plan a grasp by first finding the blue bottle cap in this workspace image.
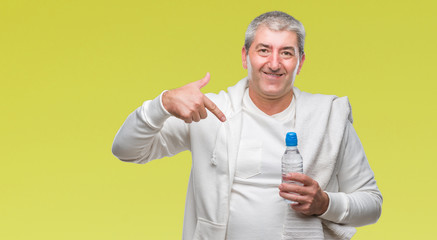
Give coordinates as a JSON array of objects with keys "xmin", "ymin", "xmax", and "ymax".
[{"xmin": 285, "ymin": 132, "xmax": 298, "ymax": 146}]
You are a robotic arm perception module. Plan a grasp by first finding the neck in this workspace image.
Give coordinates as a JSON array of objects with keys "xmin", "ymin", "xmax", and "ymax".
[{"xmin": 248, "ymin": 88, "xmax": 293, "ymax": 116}]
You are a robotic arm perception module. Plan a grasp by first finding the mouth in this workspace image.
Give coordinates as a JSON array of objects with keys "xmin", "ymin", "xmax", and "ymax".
[{"xmin": 263, "ymin": 71, "xmax": 284, "ymax": 78}]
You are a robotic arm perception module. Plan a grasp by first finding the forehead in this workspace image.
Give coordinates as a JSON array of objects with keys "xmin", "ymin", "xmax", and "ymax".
[{"xmin": 252, "ymin": 25, "xmax": 298, "ymax": 48}]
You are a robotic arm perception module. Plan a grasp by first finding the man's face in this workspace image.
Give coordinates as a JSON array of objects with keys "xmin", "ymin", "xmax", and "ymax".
[{"xmin": 242, "ymin": 25, "xmax": 304, "ymax": 101}]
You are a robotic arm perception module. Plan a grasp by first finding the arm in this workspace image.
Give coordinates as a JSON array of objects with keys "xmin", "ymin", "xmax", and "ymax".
[
  {"xmin": 319, "ymin": 121, "xmax": 383, "ymax": 226},
  {"xmin": 112, "ymin": 73, "xmax": 226, "ymax": 163},
  {"xmin": 279, "ymin": 122, "xmax": 382, "ymax": 226},
  {"xmin": 111, "ymin": 92, "xmax": 190, "ymax": 163}
]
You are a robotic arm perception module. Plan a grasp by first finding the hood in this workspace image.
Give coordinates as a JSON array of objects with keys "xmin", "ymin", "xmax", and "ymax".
[{"xmin": 225, "ymin": 77, "xmax": 249, "ymax": 116}]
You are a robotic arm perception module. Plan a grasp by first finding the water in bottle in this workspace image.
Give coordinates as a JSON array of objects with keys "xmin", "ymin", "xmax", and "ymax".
[{"xmin": 281, "ymin": 132, "xmax": 303, "ymax": 204}]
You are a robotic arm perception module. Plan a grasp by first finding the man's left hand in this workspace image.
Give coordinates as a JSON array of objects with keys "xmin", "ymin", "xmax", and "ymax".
[{"xmin": 279, "ymin": 173, "xmax": 329, "ymax": 216}]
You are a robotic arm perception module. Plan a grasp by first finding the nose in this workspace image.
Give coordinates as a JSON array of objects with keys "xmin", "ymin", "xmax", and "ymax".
[{"xmin": 268, "ymin": 52, "xmax": 281, "ymax": 72}]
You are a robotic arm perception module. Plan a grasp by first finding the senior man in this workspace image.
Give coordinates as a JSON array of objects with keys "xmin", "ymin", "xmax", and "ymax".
[{"xmin": 112, "ymin": 11, "xmax": 382, "ymax": 240}]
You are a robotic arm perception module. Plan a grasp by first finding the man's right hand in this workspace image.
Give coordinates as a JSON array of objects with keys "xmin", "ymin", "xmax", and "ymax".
[{"xmin": 162, "ymin": 72, "xmax": 226, "ymax": 123}]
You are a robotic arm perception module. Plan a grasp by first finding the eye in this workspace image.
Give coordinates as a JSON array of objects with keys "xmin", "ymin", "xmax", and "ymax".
[
  {"xmin": 281, "ymin": 51, "xmax": 294, "ymax": 58},
  {"xmin": 258, "ymin": 48, "xmax": 270, "ymax": 56}
]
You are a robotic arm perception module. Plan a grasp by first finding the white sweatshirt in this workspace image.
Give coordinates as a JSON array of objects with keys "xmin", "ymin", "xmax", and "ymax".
[{"xmin": 112, "ymin": 78, "xmax": 382, "ymax": 240}]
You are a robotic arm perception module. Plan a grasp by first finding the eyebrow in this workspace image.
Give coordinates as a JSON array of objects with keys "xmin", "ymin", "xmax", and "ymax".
[
  {"xmin": 282, "ymin": 46, "xmax": 296, "ymax": 52},
  {"xmin": 255, "ymin": 43, "xmax": 271, "ymax": 49},
  {"xmin": 255, "ymin": 43, "xmax": 296, "ymax": 52}
]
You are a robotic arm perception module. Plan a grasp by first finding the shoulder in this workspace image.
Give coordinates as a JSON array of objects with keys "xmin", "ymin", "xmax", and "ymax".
[
  {"xmin": 204, "ymin": 77, "xmax": 248, "ymax": 116},
  {"xmin": 294, "ymin": 87, "xmax": 353, "ymax": 123},
  {"xmin": 205, "ymin": 90, "xmax": 229, "ymax": 105},
  {"xmin": 205, "ymin": 90, "xmax": 232, "ymax": 114}
]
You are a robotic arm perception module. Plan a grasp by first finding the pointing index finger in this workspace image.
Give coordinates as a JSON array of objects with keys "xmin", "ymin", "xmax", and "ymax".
[{"xmin": 203, "ymin": 95, "xmax": 226, "ymax": 122}]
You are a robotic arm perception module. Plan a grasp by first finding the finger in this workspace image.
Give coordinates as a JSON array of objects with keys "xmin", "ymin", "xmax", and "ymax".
[
  {"xmin": 290, "ymin": 203, "xmax": 312, "ymax": 216},
  {"xmin": 279, "ymin": 182, "xmax": 304, "ymax": 194},
  {"xmin": 199, "ymin": 105, "xmax": 208, "ymax": 119},
  {"xmin": 279, "ymin": 186, "xmax": 314, "ymax": 205},
  {"xmin": 279, "ymin": 190, "xmax": 304, "ymax": 203},
  {"xmin": 192, "ymin": 112, "xmax": 201, "ymax": 122},
  {"xmin": 203, "ymin": 95, "xmax": 226, "ymax": 122},
  {"xmin": 193, "ymin": 72, "xmax": 210, "ymax": 89},
  {"xmin": 285, "ymin": 173, "xmax": 313, "ymax": 186},
  {"xmin": 184, "ymin": 118, "xmax": 193, "ymax": 124}
]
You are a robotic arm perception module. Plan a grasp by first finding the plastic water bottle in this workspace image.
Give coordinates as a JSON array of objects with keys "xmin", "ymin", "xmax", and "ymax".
[
  {"xmin": 281, "ymin": 132, "xmax": 303, "ymax": 204},
  {"xmin": 281, "ymin": 133, "xmax": 324, "ymax": 240}
]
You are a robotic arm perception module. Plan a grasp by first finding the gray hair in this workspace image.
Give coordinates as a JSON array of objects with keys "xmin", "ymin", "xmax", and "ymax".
[{"xmin": 244, "ymin": 11, "xmax": 306, "ymax": 58}]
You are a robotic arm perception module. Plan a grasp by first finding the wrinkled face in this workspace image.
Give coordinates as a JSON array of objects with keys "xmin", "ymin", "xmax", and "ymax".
[{"xmin": 242, "ymin": 25, "xmax": 304, "ymax": 101}]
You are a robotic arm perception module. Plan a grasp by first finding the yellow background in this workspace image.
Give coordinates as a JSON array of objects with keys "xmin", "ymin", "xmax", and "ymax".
[{"xmin": 1, "ymin": 0, "xmax": 436, "ymax": 239}]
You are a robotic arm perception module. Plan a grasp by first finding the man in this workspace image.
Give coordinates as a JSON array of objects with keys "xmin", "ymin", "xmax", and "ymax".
[{"xmin": 112, "ymin": 11, "xmax": 382, "ymax": 240}]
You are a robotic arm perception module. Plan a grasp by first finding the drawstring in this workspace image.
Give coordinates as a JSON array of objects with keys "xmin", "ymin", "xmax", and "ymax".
[{"xmin": 210, "ymin": 119, "xmax": 225, "ymax": 166}]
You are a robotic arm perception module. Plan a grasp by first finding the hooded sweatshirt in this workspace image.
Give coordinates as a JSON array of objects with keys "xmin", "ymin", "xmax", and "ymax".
[{"xmin": 112, "ymin": 78, "xmax": 382, "ymax": 240}]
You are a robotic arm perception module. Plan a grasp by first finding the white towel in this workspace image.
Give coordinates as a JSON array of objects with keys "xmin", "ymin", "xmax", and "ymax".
[
  {"xmin": 282, "ymin": 205, "xmax": 324, "ymax": 240},
  {"xmin": 281, "ymin": 87, "xmax": 355, "ymax": 240}
]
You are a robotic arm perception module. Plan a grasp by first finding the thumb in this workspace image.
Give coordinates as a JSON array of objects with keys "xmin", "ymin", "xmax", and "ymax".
[{"xmin": 194, "ymin": 72, "xmax": 210, "ymax": 89}]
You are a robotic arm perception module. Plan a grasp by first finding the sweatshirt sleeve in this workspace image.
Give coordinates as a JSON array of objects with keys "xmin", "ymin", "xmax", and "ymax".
[
  {"xmin": 319, "ymin": 121, "xmax": 382, "ymax": 227},
  {"xmin": 111, "ymin": 91, "xmax": 190, "ymax": 164}
]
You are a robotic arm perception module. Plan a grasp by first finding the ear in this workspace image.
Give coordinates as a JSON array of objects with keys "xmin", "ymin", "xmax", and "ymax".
[
  {"xmin": 242, "ymin": 47, "xmax": 248, "ymax": 69},
  {"xmin": 297, "ymin": 53, "xmax": 305, "ymax": 75}
]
